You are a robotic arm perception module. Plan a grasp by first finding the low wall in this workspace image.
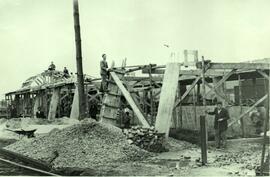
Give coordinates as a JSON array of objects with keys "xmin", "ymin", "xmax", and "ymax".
[{"xmin": 171, "ymin": 106, "xmax": 259, "ymax": 138}]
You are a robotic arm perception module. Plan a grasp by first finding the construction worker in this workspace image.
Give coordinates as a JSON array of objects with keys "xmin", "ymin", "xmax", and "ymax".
[
  {"xmin": 249, "ymin": 106, "xmax": 264, "ymax": 135},
  {"xmin": 123, "ymin": 108, "xmax": 131, "ymax": 129},
  {"xmin": 36, "ymin": 107, "xmax": 46, "ymax": 119},
  {"xmin": 100, "ymin": 54, "xmax": 108, "ymax": 92},
  {"xmin": 48, "ymin": 61, "xmax": 56, "ymax": 71},
  {"xmin": 206, "ymin": 102, "xmax": 230, "ymax": 148},
  {"xmin": 63, "ymin": 67, "xmax": 70, "ymax": 78}
]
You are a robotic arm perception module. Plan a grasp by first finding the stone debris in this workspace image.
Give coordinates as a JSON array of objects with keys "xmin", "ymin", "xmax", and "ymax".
[
  {"xmin": 5, "ymin": 119, "xmax": 152, "ymax": 170},
  {"xmin": 123, "ymin": 126, "xmax": 168, "ymax": 153}
]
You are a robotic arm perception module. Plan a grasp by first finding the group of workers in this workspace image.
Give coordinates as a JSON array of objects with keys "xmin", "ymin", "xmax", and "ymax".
[{"xmin": 48, "ymin": 62, "xmax": 70, "ymax": 78}]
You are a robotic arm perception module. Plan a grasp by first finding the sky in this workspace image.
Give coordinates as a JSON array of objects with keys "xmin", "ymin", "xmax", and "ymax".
[{"xmin": 0, "ymin": 0, "xmax": 270, "ymax": 99}]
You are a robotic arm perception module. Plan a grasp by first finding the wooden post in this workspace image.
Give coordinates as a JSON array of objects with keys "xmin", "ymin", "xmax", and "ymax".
[
  {"xmin": 238, "ymin": 75, "xmax": 245, "ymax": 137},
  {"xmin": 179, "ymin": 82, "xmax": 183, "ymax": 128},
  {"xmin": 193, "ymin": 87, "xmax": 197, "ymax": 127},
  {"xmin": 149, "ymin": 65, "xmax": 154, "ymax": 125},
  {"xmin": 73, "ymin": 0, "xmax": 86, "ymax": 120},
  {"xmin": 197, "ymin": 83, "xmax": 201, "ymax": 103},
  {"xmin": 201, "ymin": 56, "xmax": 207, "ymax": 165},
  {"xmin": 260, "ymin": 78, "xmax": 269, "ymax": 175}
]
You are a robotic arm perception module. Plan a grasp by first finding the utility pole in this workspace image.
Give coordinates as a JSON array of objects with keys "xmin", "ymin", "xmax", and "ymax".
[{"xmin": 73, "ymin": 0, "xmax": 86, "ymax": 120}]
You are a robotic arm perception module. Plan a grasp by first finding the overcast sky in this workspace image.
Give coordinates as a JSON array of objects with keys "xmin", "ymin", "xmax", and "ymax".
[{"xmin": 0, "ymin": 0, "xmax": 270, "ymax": 99}]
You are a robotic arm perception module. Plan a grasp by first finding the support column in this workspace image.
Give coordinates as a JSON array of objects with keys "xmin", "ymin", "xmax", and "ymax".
[
  {"xmin": 48, "ymin": 88, "xmax": 60, "ymax": 121},
  {"xmin": 70, "ymin": 86, "xmax": 79, "ymax": 119},
  {"xmin": 33, "ymin": 93, "xmax": 41, "ymax": 118}
]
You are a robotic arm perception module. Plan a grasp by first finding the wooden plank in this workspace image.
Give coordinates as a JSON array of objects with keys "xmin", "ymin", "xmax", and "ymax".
[
  {"xmin": 197, "ymin": 62, "xmax": 270, "ymax": 70},
  {"xmin": 155, "ymin": 63, "xmax": 180, "ymax": 137},
  {"xmin": 111, "ymin": 72, "xmax": 150, "ymax": 127},
  {"xmin": 228, "ymin": 94, "xmax": 268, "ymax": 127},
  {"xmin": 142, "ymin": 68, "xmax": 229, "ymax": 77},
  {"xmin": 174, "ymin": 76, "xmax": 201, "ymax": 108},
  {"xmin": 257, "ymin": 70, "xmax": 269, "ymax": 80},
  {"xmin": 204, "ymin": 69, "xmax": 236, "ymax": 98},
  {"xmin": 48, "ymin": 88, "xmax": 60, "ymax": 121}
]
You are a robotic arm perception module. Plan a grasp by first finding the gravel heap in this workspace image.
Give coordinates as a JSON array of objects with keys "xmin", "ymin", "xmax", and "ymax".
[{"xmin": 5, "ymin": 119, "xmax": 152, "ymax": 169}]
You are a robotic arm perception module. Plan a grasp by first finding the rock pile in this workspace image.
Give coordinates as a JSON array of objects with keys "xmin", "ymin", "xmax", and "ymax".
[
  {"xmin": 123, "ymin": 126, "xmax": 167, "ymax": 153},
  {"xmin": 5, "ymin": 120, "xmax": 152, "ymax": 170}
]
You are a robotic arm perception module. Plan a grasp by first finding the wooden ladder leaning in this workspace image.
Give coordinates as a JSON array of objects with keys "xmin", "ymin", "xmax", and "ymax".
[{"xmin": 99, "ymin": 70, "xmax": 125, "ymax": 126}]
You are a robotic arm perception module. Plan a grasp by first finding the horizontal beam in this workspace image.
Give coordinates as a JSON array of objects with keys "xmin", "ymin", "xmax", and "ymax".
[
  {"xmin": 197, "ymin": 62, "xmax": 270, "ymax": 70},
  {"xmin": 142, "ymin": 68, "xmax": 229, "ymax": 76}
]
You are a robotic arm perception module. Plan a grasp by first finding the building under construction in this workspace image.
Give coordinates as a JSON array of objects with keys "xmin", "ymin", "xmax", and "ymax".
[{"xmin": 0, "ymin": 0, "xmax": 269, "ymax": 176}]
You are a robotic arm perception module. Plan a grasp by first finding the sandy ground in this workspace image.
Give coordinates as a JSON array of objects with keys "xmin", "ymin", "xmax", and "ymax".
[{"xmin": 0, "ymin": 117, "xmax": 80, "ymax": 139}]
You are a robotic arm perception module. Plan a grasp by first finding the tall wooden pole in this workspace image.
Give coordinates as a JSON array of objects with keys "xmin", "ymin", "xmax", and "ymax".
[
  {"xmin": 200, "ymin": 56, "xmax": 208, "ymax": 165},
  {"xmin": 73, "ymin": 0, "xmax": 86, "ymax": 120}
]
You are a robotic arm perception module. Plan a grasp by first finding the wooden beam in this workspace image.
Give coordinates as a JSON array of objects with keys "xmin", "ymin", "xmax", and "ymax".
[
  {"xmin": 142, "ymin": 68, "xmax": 229, "ymax": 77},
  {"xmin": 111, "ymin": 72, "xmax": 150, "ymax": 128},
  {"xmin": 197, "ymin": 62, "xmax": 270, "ymax": 70},
  {"xmin": 204, "ymin": 69, "xmax": 236, "ymax": 98},
  {"xmin": 155, "ymin": 63, "xmax": 180, "ymax": 138},
  {"xmin": 228, "ymin": 94, "xmax": 268, "ymax": 127},
  {"xmin": 174, "ymin": 76, "xmax": 201, "ymax": 108},
  {"xmin": 238, "ymin": 75, "xmax": 245, "ymax": 137},
  {"xmin": 257, "ymin": 70, "xmax": 269, "ymax": 80},
  {"xmin": 204, "ymin": 80, "xmax": 233, "ymax": 105}
]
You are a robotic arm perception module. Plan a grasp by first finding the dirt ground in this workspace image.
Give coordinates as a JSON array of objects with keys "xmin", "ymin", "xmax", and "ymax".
[
  {"xmin": 79, "ymin": 138, "xmax": 264, "ymax": 176},
  {"xmin": 1, "ymin": 118, "xmax": 266, "ymax": 176}
]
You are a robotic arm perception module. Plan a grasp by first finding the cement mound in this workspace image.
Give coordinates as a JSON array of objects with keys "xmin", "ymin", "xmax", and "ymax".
[{"xmin": 5, "ymin": 120, "xmax": 152, "ymax": 169}]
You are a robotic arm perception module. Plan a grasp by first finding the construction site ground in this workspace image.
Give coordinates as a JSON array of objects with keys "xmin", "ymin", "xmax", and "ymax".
[{"xmin": 0, "ymin": 118, "xmax": 264, "ymax": 176}]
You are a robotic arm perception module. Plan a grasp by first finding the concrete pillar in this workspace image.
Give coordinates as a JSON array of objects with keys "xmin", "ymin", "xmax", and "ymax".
[
  {"xmin": 70, "ymin": 86, "xmax": 79, "ymax": 119},
  {"xmin": 48, "ymin": 88, "xmax": 60, "ymax": 121}
]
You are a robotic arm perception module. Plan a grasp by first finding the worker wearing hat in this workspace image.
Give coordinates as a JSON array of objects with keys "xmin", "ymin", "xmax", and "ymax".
[
  {"xmin": 100, "ymin": 54, "xmax": 108, "ymax": 92},
  {"xmin": 206, "ymin": 102, "xmax": 230, "ymax": 148}
]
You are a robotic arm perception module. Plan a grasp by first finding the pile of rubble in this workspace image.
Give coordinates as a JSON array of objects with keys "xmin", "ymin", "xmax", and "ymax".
[
  {"xmin": 123, "ymin": 126, "xmax": 167, "ymax": 153},
  {"xmin": 5, "ymin": 120, "xmax": 152, "ymax": 170}
]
